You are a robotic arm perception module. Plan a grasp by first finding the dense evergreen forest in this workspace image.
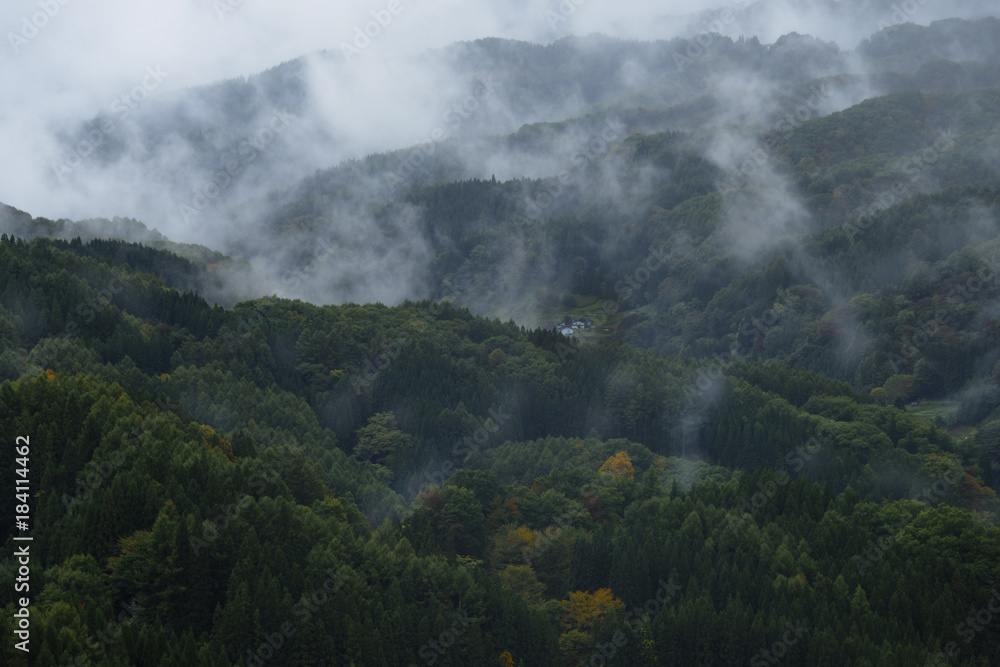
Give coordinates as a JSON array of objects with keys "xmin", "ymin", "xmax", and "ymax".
[
  {"xmin": 2, "ymin": 233, "xmax": 1000, "ymax": 665},
  {"xmin": 3, "ymin": 10, "xmax": 1000, "ymax": 667}
]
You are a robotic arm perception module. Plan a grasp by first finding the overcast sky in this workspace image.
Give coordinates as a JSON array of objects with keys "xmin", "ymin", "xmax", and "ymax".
[{"xmin": 0, "ymin": 0, "xmax": 712, "ymax": 109}]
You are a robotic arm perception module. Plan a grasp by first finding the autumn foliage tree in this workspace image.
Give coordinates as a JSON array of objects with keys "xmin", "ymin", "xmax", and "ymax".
[
  {"xmin": 598, "ymin": 451, "xmax": 635, "ymax": 480},
  {"xmin": 561, "ymin": 588, "xmax": 625, "ymax": 635},
  {"xmin": 560, "ymin": 588, "xmax": 626, "ymax": 663}
]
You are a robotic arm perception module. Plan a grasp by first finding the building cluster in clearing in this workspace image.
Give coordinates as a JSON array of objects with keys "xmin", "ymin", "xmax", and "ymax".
[{"xmin": 556, "ymin": 318, "xmax": 592, "ymax": 336}]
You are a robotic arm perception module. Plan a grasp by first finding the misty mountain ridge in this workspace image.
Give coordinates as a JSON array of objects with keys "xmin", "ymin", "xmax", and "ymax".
[
  {"xmin": 3, "ymin": 16, "xmax": 999, "ymax": 318},
  {"xmin": 37, "ymin": 18, "xmax": 1000, "ymax": 241}
]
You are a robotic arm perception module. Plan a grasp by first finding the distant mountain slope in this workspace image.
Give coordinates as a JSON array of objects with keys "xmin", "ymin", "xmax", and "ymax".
[
  {"xmin": 0, "ymin": 204, "xmax": 254, "ymax": 306},
  {"xmin": 36, "ymin": 17, "xmax": 1000, "ymax": 248}
]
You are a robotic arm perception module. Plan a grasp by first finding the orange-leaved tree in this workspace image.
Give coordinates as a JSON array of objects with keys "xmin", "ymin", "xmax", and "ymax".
[{"xmin": 598, "ymin": 451, "xmax": 634, "ymax": 480}]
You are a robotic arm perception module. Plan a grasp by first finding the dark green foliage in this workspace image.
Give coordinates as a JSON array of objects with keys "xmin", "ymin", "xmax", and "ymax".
[{"xmin": 2, "ymin": 217, "xmax": 1000, "ymax": 665}]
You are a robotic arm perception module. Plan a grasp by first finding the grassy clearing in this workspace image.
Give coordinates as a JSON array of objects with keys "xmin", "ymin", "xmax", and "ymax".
[
  {"xmin": 905, "ymin": 400, "xmax": 976, "ymax": 439},
  {"xmin": 906, "ymin": 400, "xmax": 960, "ymax": 421}
]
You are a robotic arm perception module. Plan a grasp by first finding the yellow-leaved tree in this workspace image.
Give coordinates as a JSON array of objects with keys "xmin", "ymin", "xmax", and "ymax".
[
  {"xmin": 598, "ymin": 451, "xmax": 634, "ymax": 480},
  {"xmin": 560, "ymin": 588, "xmax": 626, "ymax": 663},
  {"xmin": 561, "ymin": 588, "xmax": 625, "ymax": 634}
]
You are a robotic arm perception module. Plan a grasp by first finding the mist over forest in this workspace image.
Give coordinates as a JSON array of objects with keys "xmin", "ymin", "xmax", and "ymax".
[{"xmin": 3, "ymin": 1, "xmax": 1000, "ymax": 666}]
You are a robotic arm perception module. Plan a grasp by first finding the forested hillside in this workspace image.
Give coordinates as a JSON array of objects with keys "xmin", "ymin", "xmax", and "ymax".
[{"xmin": 2, "ymin": 235, "xmax": 1000, "ymax": 665}]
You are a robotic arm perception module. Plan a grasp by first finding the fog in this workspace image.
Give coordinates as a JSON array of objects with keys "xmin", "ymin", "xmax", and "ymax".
[{"xmin": 1, "ymin": 0, "xmax": 998, "ymax": 314}]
